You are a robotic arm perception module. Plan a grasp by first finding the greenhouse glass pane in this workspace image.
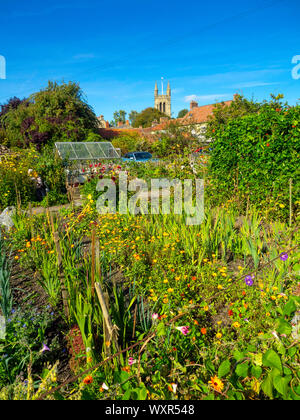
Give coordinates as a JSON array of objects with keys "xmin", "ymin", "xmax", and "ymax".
[
  {"xmin": 55, "ymin": 142, "xmax": 120, "ymax": 160},
  {"xmin": 85, "ymin": 142, "xmax": 103, "ymax": 159},
  {"xmin": 55, "ymin": 143, "xmax": 77, "ymax": 160},
  {"xmin": 72, "ymin": 143, "xmax": 92, "ymax": 159}
]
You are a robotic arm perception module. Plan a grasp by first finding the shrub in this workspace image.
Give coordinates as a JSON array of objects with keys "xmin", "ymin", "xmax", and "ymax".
[{"xmin": 207, "ymin": 100, "xmax": 300, "ymax": 218}]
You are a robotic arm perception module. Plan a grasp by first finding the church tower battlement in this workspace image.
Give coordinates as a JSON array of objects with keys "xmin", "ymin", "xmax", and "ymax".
[{"xmin": 154, "ymin": 79, "xmax": 171, "ymax": 117}]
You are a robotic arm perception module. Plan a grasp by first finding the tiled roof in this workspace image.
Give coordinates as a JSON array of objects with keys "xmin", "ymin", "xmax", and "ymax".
[
  {"xmin": 181, "ymin": 100, "xmax": 232, "ymax": 124},
  {"xmin": 147, "ymin": 99, "xmax": 233, "ymax": 132}
]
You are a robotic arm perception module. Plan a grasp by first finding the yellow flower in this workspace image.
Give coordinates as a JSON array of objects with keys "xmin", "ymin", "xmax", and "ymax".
[
  {"xmin": 203, "ymin": 305, "xmax": 209, "ymax": 311},
  {"xmin": 208, "ymin": 376, "xmax": 224, "ymax": 393},
  {"xmin": 217, "ymin": 285, "xmax": 223, "ymax": 290},
  {"xmin": 232, "ymin": 322, "xmax": 240, "ymax": 329},
  {"xmin": 163, "ymin": 297, "xmax": 169, "ymax": 304},
  {"xmin": 167, "ymin": 288, "xmax": 174, "ymax": 293},
  {"xmin": 216, "ymin": 332, "xmax": 222, "ymax": 339}
]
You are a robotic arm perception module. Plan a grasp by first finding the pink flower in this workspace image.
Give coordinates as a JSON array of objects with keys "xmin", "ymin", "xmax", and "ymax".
[
  {"xmin": 128, "ymin": 357, "xmax": 136, "ymax": 366},
  {"xmin": 152, "ymin": 313, "xmax": 159, "ymax": 320},
  {"xmin": 175, "ymin": 326, "xmax": 189, "ymax": 335}
]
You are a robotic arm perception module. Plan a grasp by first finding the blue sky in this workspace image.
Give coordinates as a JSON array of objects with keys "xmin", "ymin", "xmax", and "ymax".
[{"xmin": 0, "ymin": 0, "xmax": 299, "ymax": 121}]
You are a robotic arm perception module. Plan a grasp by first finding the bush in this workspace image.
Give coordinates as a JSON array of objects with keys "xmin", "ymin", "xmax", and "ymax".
[
  {"xmin": 1, "ymin": 81, "xmax": 99, "ymax": 150},
  {"xmin": 0, "ymin": 146, "xmax": 67, "ymax": 211},
  {"xmin": 208, "ymin": 101, "xmax": 300, "ymax": 218}
]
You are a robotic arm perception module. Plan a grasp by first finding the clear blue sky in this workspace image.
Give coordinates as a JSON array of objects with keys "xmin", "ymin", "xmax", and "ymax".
[{"xmin": 0, "ymin": 0, "xmax": 299, "ymax": 121}]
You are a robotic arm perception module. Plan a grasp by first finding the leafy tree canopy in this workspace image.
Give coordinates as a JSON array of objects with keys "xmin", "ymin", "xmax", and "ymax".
[
  {"xmin": 110, "ymin": 110, "xmax": 127, "ymax": 127},
  {"xmin": 132, "ymin": 107, "xmax": 170, "ymax": 128},
  {"xmin": 177, "ymin": 109, "xmax": 189, "ymax": 118},
  {"xmin": 0, "ymin": 81, "xmax": 99, "ymax": 150}
]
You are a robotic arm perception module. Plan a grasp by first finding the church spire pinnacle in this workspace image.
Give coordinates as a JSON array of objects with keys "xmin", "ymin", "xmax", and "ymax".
[
  {"xmin": 167, "ymin": 81, "xmax": 171, "ymax": 97},
  {"xmin": 154, "ymin": 81, "xmax": 158, "ymax": 97}
]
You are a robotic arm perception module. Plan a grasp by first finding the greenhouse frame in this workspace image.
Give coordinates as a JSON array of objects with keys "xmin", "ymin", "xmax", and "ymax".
[{"xmin": 55, "ymin": 142, "xmax": 121, "ymax": 160}]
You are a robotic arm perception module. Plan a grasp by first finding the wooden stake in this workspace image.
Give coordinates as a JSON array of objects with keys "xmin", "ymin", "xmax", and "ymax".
[
  {"xmin": 95, "ymin": 282, "xmax": 119, "ymax": 352},
  {"xmin": 53, "ymin": 232, "xmax": 70, "ymax": 319}
]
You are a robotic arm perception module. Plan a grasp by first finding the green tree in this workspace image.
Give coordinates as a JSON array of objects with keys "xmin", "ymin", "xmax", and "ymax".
[
  {"xmin": 132, "ymin": 107, "xmax": 169, "ymax": 128},
  {"xmin": 110, "ymin": 110, "xmax": 127, "ymax": 127},
  {"xmin": 177, "ymin": 109, "xmax": 189, "ymax": 118},
  {"xmin": 1, "ymin": 81, "xmax": 99, "ymax": 149},
  {"xmin": 151, "ymin": 121, "xmax": 198, "ymax": 157},
  {"xmin": 206, "ymin": 94, "xmax": 261, "ymax": 137},
  {"xmin": 129, "ymin": 110, "xmax": 138, "ymax": 126}
]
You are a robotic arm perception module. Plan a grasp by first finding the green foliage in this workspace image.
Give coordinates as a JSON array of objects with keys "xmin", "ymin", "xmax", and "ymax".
[
  {"xmin": 0, "ymin": 146, "xmax": 68, "ymax": 211},
  {"xmin": 177, "ymin": 109, "xmax": 189, "ymax": 118},
  {"xmin": 207, "ymin": 96, "xmax": 300, "ymax": 219},
  {"xmin": 151, "ymin": 121, "xmax": 199, "ymax": 157},
  {"xmin": 112, "ymin": 133, "xmax": 144, "ymax": 154},
  {"xmin": 1, "ymin": 81, "xmax": 99, "ymax": 149},
  {"xmin": 132, "ymin": 107, "xmax": 169, "ymax": 128},
  {"xmin": 110, "ymin": 110, "xmax": 127, "ymax": 127},
  {"xmin": 0, "ymin": 232, "xmax": 13, "ymax": 319}
]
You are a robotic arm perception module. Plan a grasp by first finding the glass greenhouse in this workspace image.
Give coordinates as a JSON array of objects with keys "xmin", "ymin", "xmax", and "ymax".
[{"xmin": 55, "ymin": 142, "xmax": 120, "ymax": 160}]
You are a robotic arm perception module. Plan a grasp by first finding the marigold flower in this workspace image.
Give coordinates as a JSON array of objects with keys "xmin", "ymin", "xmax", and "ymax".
[
  {"xmin": 201, "ymin": 328, "xmax": 207, "ymax": 335},
  {"xmin": 83, "ymin": 375, "xmax": 93, "ymax": 385},
  {"xmin": 208, "ymin": 376, "xmax": 224, "ymax": 392}
]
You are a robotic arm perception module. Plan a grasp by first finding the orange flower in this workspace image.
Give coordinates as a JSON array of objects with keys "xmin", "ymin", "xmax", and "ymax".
[
  {"xmin": 83, "ymin": 375, "xmax": 93, "ymax": 385},
  {"xmin": 201, "ymin": 328, "xmax": 207, "ymax": 335},
  {"xmin": 208, "ymin": 376, "xmax": 224, "ymax": 392}
]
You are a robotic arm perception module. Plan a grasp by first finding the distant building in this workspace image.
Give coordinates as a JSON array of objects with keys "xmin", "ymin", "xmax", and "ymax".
[
  {"xmin": 144, "ymin": 97, "xmax": 233, "ymax": 142},
  {"xmin": 154, "ymin": 80, "xmax": 171, "ymax": 117},
  {"xmin": 97, "ymin": 115, "xmax": 110, "ymax": 129}
]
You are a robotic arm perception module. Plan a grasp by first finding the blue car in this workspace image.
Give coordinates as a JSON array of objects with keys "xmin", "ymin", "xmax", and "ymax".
[{"xmin": 122, "ymin": 151, "xmax": 157, "ymax": 163}]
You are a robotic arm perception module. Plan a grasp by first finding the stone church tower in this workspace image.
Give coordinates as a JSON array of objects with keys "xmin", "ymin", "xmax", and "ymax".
[{"xmin": 154, "ymin": 80, "xmax": 171, "ymax": 117}]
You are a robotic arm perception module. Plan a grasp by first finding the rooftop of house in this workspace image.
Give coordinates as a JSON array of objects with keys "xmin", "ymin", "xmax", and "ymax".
[{"xmin": 143, "ymin": 97, "xmax": 233, "ymax": 133}]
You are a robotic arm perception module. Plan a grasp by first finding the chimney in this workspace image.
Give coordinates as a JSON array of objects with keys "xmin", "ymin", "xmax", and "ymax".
[
  {"xmin": 125, "ymin": 120, "xmax": 130, "ymax": 126},
  {"xmin": 190, "ymin": 100, "xmax": 198, "ymax": 110},
  {"xmin": 105, "ymin": 121, "xmax": 110, "ymax": 128},
  {"xmin": 118, "ymin": 121, "xmax": 123, "ymax": 127}
]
